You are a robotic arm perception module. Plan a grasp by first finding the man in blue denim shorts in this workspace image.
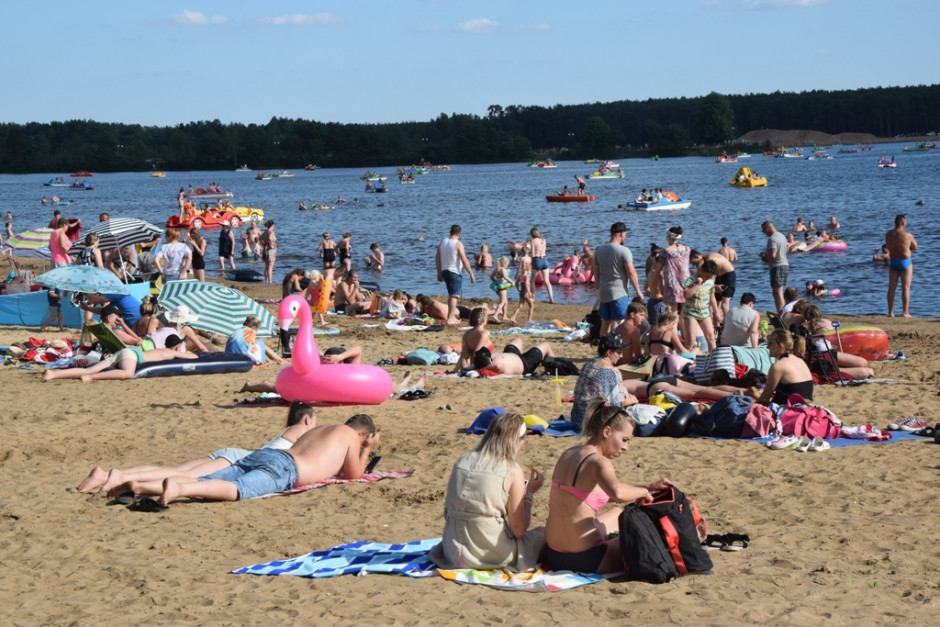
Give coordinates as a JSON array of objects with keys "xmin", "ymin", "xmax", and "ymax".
[
  {"xmin": 592, "ymin": 222, "xmax": 642, "ymax": 336},
  {"xmin": 136, "ymin": 415, "xmax": 380, "ymax": 506},
  {"xmin": 435, "ymin": 224, "xmax": 476, "ymax": 325}
]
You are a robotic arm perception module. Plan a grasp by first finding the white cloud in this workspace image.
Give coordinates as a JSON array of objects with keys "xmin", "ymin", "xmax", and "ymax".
[
  {"xmin": 455, "ymin": 18, "xmax": 498, "ymax": 33},
  {"xmin": 173, "ymin": 10, "xmax": 227, "ymax": 26},
  {"xmin": 258, "ymin": 13, "xmax": 341, "ymax": 26}
]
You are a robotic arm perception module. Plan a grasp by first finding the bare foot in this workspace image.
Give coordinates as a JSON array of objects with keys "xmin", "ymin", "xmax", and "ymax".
[
  {"xmin": 76, "ymin": 466, "xmax": 108, "ymax": 493},
  {"xmin": 100, "ymin": 469, "xmax": 128, "ymax": 495},
  {"xmin": 80, "ymin": 374, "xmax": 94, "ymax": 383},
  {"xmin": 903, "ymin": 312, "xmax": 912, "ymax": 318},
  {"xmin": 414, "ymin": 374, "xmax": 427, "ymax": 388},
  {"xmin": 160, "ymin": 478, "xmax": 181, "ymax": 507},
  {"xmin": 42, "ymin": 370, "xmax": 55, "ymax": 381},
  {"xmin": 398, "ymin": 371, "xmax": 412, "ymax": 389},
  {"xmin": 238, "ymin": 381, "xmax": 251, "ymax": 393}
]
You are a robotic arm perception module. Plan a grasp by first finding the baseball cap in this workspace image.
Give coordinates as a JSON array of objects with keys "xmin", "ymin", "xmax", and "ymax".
[
  {"xmin": 610, "ymin": 222, "xmax": 628, "ymax": 234},
  {"xmin": 598, "ymin": 332, "xmax": 626, "ymax": 353}
]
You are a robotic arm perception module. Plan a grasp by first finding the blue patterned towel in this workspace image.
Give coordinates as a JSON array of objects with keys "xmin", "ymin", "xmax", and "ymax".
[{"xmin": 233, "ymin": 538, "xmax": 613, "ymax": 591}]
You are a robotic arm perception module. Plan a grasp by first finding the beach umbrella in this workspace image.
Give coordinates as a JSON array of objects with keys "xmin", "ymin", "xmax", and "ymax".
[
  {"xmin": 158, "ymin": 280, "xmax": 276, "ymax": 338},
  {"xmin": 69, "ymin": 217, "xmax": 162, "ymax": 254},
  {"xmin": 33, "ymin": 265, "xmax": 133, "ymax": 295},
  {"xmin": 5, "ymin": 227, "xmax": 53, "ymax": 259}
]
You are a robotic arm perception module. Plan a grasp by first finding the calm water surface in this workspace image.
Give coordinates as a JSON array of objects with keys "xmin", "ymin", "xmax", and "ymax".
[{"xmin": 2, "ymin": 143, "xmax": 937, "ymax": 317}]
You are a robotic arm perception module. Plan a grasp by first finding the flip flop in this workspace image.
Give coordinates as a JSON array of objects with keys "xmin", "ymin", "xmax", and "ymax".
[
  {"xmin": 107, "ymin": 490, "xmax": 136, "ymax": 506},
  {"xmin": 912, "ymin": 425, "xmax": 936, "ymax": 438},
  {"xmin": 720, "ymin": 538, "xmax": 749, "ymax": 551},
  {"xmin": 126, "ymin": 497, "xmax": 169, "ymax": 513}
]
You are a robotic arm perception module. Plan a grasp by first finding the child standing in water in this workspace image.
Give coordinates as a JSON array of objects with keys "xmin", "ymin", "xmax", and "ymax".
[
  {"xmin": 489, "ymin": 257, "xmax": 512, "ymax": 322},
  {"xmin": 510, "ymin": 259, "xmax": 535, "ymax": 324}
]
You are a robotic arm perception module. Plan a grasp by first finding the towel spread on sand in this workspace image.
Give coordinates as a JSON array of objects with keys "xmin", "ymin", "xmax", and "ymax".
[{"xmin": 232, "ymin": 538, "xmax": 613, "ymax": 591}]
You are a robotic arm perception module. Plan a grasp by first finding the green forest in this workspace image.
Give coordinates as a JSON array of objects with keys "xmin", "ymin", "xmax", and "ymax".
[{"xmin": 1, "ymin": 84, "xmax": 938, "ymax": 173}]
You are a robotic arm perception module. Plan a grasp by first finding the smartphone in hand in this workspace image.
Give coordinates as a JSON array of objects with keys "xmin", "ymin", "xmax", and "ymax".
[{"xmin": 365, "ymin": 455, "xmax": 382, "ymax": 474}]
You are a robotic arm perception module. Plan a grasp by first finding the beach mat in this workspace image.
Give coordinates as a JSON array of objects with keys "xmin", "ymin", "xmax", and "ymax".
[{"xmin": 233, "ymin": 538, "xmax": 613, "ymax": 591}]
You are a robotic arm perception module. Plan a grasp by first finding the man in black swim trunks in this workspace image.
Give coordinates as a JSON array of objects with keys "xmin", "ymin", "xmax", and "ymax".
[{"xmin": 472, "ymin": 338, "xmax": 555, "ymax": 375}]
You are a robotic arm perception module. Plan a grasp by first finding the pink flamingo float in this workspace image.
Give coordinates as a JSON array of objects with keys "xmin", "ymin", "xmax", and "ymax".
[{"xmin": 276, "ymin": 295, "xmax": 393, "ymax": 404}]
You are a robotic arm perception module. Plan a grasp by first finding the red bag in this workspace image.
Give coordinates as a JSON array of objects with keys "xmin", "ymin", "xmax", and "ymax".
[{"xmin": 779, "ymin": 394, "xmax": 841, "ymax": 439}]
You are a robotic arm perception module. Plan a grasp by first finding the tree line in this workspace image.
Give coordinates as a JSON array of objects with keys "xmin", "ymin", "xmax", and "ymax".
[{"xmin": 1, "ymin": 84, "xmax": 937, "ymax": 173}]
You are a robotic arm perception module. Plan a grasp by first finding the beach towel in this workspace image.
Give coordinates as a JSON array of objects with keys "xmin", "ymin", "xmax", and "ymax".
[{"xmin": 233, "ymin": 538, "xmax": 614, "ymax": 592}]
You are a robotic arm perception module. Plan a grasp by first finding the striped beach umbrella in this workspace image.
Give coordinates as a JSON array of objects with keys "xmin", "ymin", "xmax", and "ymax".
[
  {"xmin": 70, "ymin": 217, "xmax": 162, "ymax": 254},
  {"xmin": 158, "ymin": 280, "xmax": 276, "ymax": 338},
  {"xmin": 5, "ymin": 227, "xmax": 53, "ymax": 258}
]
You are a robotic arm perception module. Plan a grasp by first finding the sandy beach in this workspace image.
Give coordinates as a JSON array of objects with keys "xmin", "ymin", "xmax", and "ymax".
[{"xmin": 1, "ymin": 277, "xmax": 938, "ymax": 625}]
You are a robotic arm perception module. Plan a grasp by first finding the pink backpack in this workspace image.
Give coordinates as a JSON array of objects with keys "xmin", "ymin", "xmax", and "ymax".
[{"xmin": 779, "ymin": 394, "xmax": 841, "ymax": 439}]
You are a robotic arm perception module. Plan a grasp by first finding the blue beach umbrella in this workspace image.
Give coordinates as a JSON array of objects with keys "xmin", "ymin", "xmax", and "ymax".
[{"xmin": 33, "ymin": 265, "xmax": 134, "ymax": 295}]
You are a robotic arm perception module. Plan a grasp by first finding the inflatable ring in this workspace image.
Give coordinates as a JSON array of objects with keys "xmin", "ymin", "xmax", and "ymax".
[{"xmin": 490, "ymin": 280, "xmax": 513, "ymax": 292}]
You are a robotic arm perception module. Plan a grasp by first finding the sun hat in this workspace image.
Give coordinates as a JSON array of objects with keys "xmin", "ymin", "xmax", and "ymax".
[
  {"xmin": 165, "ymin": 304, "xmax": 199, "ymax": 325},
  {"xmin": 467, "ymin": 407, "xmax": 506, "ymax": 434}
]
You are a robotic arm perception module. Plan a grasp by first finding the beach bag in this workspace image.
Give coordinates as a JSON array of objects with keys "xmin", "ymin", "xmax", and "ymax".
[
  {"xmin": 693, "ymin": 347, "xmax": 736, "ymax": 385},
  {"xmin": 541, "ymin": 356, "xmax": 579, "ymax": 376},
  {"xmin": 405, "ymin": 348, "xmax": 439, "ymax": 365},
  {"xmin": 620, "ymin": 486, "xmax": 712, "ymax": 583},
  {"xmin": 693, "ymin": 394, "xmax": 751, "ymax": 437},
  {"xmin": 778, "ymin": 394, "xmax": 842, "ymax": 439}
]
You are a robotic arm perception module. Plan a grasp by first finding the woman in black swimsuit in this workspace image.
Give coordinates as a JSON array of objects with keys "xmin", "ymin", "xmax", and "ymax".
[
  {"xmin": 756, "ymin": 328, "xmax": 814, "ymax": 405},
  {"xmin": 337, "ymin": 232, "xmax": 352, "ymax": 270},
  {"xmin": 318, "ymin": 232, "xmax": 337, "ymax": 269}
]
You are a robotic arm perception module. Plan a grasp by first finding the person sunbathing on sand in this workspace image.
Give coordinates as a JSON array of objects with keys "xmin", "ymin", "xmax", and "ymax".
[
  {"xmin": 471, "ymin": 338, "xmax": 555, "ymax": 376},
  {"xmin": 77, "ymin": 401, "xmax": 318, "ymax": 494},
  {"xmin": 125, "ymin": 414, "xmax": 380, "ymax": 505},
  {"xmin": 42, "ymin": 337, "xmax": 197, "ymax": 383}
]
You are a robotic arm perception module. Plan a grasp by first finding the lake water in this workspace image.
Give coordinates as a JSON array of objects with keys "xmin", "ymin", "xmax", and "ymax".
[{"xmin": 2, "ymin": 142, "xmax": 937, "ymax": 317}]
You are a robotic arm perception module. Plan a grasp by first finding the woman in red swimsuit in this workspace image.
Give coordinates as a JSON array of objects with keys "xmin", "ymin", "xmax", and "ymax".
[{"xmin": 543, "ymin": 398, "xmax": 673, "ymax": 573}]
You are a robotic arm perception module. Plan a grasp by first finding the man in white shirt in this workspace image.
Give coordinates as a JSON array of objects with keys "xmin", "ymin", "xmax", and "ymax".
[{"xmin": 435, "ymin": 224, "xmax": 476, "ymax": 325}]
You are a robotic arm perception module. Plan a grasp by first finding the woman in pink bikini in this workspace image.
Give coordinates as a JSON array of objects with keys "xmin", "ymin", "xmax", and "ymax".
[{"xmin": 543, "ymin": 398, "xmax": 673, "ymax": 574}]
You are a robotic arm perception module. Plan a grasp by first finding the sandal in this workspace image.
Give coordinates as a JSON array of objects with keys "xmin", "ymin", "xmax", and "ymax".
[{"xmin": 912, "ymin": 424, "xmax": 937, "ymax": 438}]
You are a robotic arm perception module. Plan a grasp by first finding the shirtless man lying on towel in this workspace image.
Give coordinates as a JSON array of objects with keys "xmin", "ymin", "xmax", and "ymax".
[{"xmin": 123, "ymin": 414, "xmax": 380, "ymax": 506}]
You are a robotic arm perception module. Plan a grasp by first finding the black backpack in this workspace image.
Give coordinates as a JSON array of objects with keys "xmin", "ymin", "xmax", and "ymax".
[{"xmin": 619, "ymin": 486, "xmax": 713, "ymax": 583}]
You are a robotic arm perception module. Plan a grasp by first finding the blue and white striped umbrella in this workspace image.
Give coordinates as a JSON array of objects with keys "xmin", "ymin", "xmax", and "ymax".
[
  {"xmin": 70, "ymin": 217, "xmax": 162, "ymax": 255},
  {"xmin": 33, "ymin": 265, "xmax": 134, "ymax": 295},
  {"xmin": 158, "ymin": 280, "xmax": 276, "ymax": 337}
]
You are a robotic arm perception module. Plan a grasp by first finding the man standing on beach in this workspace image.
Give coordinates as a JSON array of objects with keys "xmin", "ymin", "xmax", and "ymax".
[
  {"xmin": 436, "ymin": 224, "xmax": 475, "ymax": 325},
  {"xmin": 592, "ymin": 222, "xmax": 642, "ymax": 336},
  {"xmin": 760, "ymin": 221, "xmax": 789, "ymax": 313},
  {"xmin": 885, "ymin": 214, "xmax": 917, "ymax": 317}
]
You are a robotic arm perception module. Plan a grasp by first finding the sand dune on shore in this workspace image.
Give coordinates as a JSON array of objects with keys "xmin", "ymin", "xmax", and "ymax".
[{"xmin": 1, "ymin": 288, "xmax": 938, "ymax": 624}]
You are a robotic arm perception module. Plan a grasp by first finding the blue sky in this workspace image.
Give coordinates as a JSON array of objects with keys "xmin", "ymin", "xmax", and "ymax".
[{"xmin": 3, "ymin": 0, "xmax": 937, "ymax": 126}]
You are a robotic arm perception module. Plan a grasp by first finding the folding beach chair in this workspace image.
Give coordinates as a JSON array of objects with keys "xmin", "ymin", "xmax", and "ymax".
[{"xmin": 84, "ymin": 322, "xmax": 128, "ymax": 355}]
